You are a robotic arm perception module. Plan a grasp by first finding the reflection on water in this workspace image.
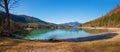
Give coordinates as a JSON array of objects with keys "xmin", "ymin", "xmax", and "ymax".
[
  {"xmin": 20, "ymin": 28, "xmax": 108, "ymax": 40},
  {"xmin": 80, "ymin": 28, "xmax": 109, "ymax": 35}
]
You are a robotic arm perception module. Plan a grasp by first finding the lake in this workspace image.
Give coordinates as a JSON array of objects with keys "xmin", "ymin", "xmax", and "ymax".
[{"xmin": 18, "ymin": 29, "xmax": 108, "ymax": 40}]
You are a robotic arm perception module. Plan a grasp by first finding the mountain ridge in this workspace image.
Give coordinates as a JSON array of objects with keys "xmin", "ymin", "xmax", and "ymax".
[
  {"xmin": 59, "ymin": 22, "xmax": 80, "ymax": 28},
  {"xmin": 0, "ymin": 11, "xmax": 57, "ymax": 28},
  {"xmin": 0, "ymin": 11, "xmax": 48, "ymax": 24}
]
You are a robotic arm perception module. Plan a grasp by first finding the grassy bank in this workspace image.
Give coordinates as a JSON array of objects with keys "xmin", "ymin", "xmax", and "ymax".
[{"xmin": 0, "ymin": 37, "xmax": 120, "ymax": 52}]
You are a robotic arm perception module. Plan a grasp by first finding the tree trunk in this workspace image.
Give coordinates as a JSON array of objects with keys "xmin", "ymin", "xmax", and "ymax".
[{"xmin": 4, "ymin": 0, "xmax": 11, "ymax": 36}]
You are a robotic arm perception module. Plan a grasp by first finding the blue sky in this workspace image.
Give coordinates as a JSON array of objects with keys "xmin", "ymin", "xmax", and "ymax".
[{"xmin": 11, "ymin": 0, "xmax": 120, "ymax": 24}]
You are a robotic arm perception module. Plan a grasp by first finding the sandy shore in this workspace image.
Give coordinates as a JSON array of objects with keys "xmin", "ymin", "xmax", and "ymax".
[
  {"xmin": 78, "ymin": 27, "xmax": 120, "ymax": 29},
  {"xmin": 107, "ymin": 28, "xmax": 120, "ymax": 41},
  {"xmin": 79, "ymin": 27, "xmax": 120, "ymax": 40},
  {"xmin": 0, "ymin": 28, "xmax": 120, "ymax": 52}
]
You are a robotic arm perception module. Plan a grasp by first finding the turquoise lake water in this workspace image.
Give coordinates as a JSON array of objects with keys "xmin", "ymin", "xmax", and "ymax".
[{"xmin": 22, "ymin": 29, "xmax": 108, "ymax": 40}]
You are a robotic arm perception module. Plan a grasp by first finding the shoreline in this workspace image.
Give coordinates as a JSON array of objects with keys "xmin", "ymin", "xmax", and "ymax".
[
  {"xmin": 25, "ymin": 27, "xmax": 120, "ymax": 42},
  {"xmin": 78, "ymin": 27, "xmax": 120, "ymax": 40},
  {"xmin": 1, "ymin": 27, "xmax": 120, "ymax": 42},
  {"xmin": 78, "ymin": 27, "xmax": 120, "ymax": 29}
]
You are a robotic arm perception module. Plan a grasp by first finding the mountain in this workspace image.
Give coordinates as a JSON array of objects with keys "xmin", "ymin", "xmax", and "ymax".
[
  {"xmin": 59, "ymin": 22, "xmax": 80, "ymax": 28},
  {"xmin": 106, "ymin": 5, "xmax": 120, "ymax": 16},
  {"xmin": 81, "ymin": 5, "xmax": 120, "ymax": 28},
  {"xmin": 0, "ymin": 11, "xmax": 57, "ymax": 28},
  {"xmin": 0, "ymin": 11, "xmax": 48, "ymax": 24}
]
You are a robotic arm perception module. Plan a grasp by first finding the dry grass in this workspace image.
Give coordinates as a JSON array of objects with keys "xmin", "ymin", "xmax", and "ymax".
[{"xmin": 0, "ymin": 37, "xmax": 120, "ymax": 52}]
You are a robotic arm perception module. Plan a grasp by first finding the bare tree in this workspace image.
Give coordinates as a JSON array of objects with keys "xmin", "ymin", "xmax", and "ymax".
[{"xmin": 0, "ymin": 0, "xmax": 19, "ymax": 36}]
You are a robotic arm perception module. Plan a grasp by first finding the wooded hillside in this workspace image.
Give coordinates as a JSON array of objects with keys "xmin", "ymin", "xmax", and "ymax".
[{"xmin": 81, "ymin": 6, "xmax": 120, "ymax": 28}]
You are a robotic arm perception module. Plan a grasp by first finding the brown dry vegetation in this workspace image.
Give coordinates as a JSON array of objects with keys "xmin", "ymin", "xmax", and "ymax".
[{"xmin": 0, "ymin": 37, "xmax": 120, "ymax": 52}]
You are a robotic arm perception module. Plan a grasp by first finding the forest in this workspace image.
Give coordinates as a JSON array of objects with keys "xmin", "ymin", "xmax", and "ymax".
[{"xmin": 81, "ymin": 6, "xmax": 120, "ymax": 28}]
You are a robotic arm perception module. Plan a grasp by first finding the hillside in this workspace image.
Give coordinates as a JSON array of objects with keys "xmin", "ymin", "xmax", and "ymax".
[
  {"xmin": 0, "ymin": 11, "xmax": 48, "ymax": 24},
  {"xmin": 0, "ymin": 11, "xmax": 57, "ymax": 28},
  {"xmin": 81, "ymin": 6, "xmax": 120, "ymax": 28}
]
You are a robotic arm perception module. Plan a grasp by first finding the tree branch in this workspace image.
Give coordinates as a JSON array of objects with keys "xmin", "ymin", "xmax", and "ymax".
[
  {"xmin": 0, "ymin": 4, "xmax": 5, "ymax": 8},
  {"xmin": 9, "ymin": 0, "xmax": 19, "ymax": 9}
]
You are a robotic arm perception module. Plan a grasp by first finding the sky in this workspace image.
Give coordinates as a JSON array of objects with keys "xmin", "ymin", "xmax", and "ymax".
[{"xmin": 11, "ymin": 0, "xmax": 120, "ymax": 24}]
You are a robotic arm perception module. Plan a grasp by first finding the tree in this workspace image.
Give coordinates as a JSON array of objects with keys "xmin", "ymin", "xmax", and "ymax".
[{"xmin": 0, "ymin": 0, "xmax": 19, "ymax": 36}]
